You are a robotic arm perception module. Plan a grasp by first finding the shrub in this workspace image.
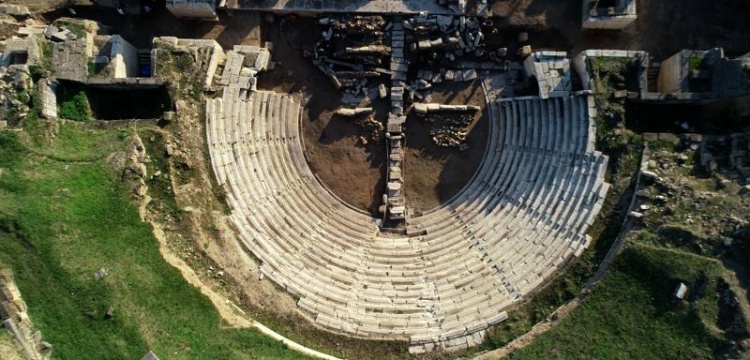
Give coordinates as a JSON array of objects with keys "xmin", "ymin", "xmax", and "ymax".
[{"xmin": 59, "ymin": 91, "xmax": 91, "ymax": 122}]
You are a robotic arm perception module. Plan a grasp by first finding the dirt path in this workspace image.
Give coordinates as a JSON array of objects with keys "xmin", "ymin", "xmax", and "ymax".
[
  {"xmin": 403, "ymin": 79, "xmax": 489, "ymax": 213},
  {"xmin": 0, "ymin": 336, "xmax": 24, "ymax": 360},
  {"xmin": 144, "ymin": 178, "xmax": 343, "ymax": 360},
  {"xmin": 473, "ymin": 298, "xmax": 580, "ymax": 360}
]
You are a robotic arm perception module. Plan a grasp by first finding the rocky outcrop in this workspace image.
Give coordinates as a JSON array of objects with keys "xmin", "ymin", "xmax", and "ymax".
[{"xmin": 120, "ymin": 134, "xmax": 151, "ymax": 219}]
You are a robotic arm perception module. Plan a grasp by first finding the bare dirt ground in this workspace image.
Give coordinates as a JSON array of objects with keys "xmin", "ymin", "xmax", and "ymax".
[
  {"xmin": 257, "ymin": 17, "xmax": 489, "ymax": 213},
  {"xmin": 491, "ymin": 0, "xmax": 750, "ymax": 60},
  {"xmin": 256, "ymin": 17, "xmax": 392, "ymax": 213},
  {"xmin": 193, "ymin": 12, "xmax": 261, "ymax": 48},
  {"xmin": 0, "ymin": 332, "xmax": 23, "ymax": 360},
  {"xmin": 403, "ymin": 80, "xmax": 488, "ymax": 213}
]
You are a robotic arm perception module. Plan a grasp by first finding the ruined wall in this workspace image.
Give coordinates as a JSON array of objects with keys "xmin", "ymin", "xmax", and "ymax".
[
  {"xmin": 657, "ymin": 51, "xmax": 685, "ymax": 93},
  {"xmin": 523, "ymin": 51, "xmax": 571, "ymax": 99},
  {"xmin": 152, "ymin": 37, "xmax": 225, "ymax": 88},
  {"xmin": 573, "ymin": 49, "xmax": 649, "ymax": 91},
  {"xmin": 581, "ymin": 0, "xmax": 636, "ymax": 30},
  {"xmin": 166, "ymin": 1, "xmax": 217, "ymax": 20},
  {"xmin": 110, "ymin": 35, "xmax": 138, "ymax": 78},
  {"xmin": 582, "ymin": 15, "xmax": 636, "ymax": 30},
  {"xmin": 0, "ymin": 270, "xmax": 49, "ymax": 360}
]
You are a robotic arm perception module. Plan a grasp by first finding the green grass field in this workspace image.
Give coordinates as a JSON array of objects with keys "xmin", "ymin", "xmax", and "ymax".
[
  {"xmin": 508, "ymin": 243, "xmax": 726, "ymax": 360},
  {"xmin": 0, "ymin": 125, "xmax": 312, "ymax": 360}
]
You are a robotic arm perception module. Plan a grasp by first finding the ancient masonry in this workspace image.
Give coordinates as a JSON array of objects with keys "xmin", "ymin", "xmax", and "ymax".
[
  {"xmin": 202, "ymin": 31, "xmax": 610, "ymax": 351},
  {"xmin": 3, "ymin": 1, "xmax": 750, "ymax": 356},
  {"xmin": 385, "ymin": 17, "xmax": 408, "ymax": 221},
  {"xmin": 0, "ymin": 270, "xmax": 50, "ymax": 360}
]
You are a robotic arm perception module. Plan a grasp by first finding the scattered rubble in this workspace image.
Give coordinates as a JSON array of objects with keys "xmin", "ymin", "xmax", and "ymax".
[
  {"xmin": 354, "ymin": 115, "xmax": 385, "ymax": 145},
  {"xmin": 0, "ymin": 269, "xmax": 50, "ymax": 360},
  {"xmin": 94, "ymin": 268, "xmax": 107, "ymax": 280},
  {"xmin": 699, "ymin": 133, "xmax": 750, "ymax": 182},
  {"xmin": 0, "ymin": 4, "xmax": 29, "ymax": 17},
  {"xmin": 413, "ymin": 103, "xmax": 477, "ymax": 148},
  {"xmin": 313, "ymin": 16, "xmax": 388, "ymax": 91},
  {"xmin": 632, "ymin": 133, "xmax": 750, "ymax": 260}
]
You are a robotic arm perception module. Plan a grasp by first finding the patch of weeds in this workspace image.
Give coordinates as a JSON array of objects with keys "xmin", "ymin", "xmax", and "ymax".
[
  {"xmin": 648, "ymin": 139, "xmax": 677, "ymax": 152},
  {"xmin": 117, "ymin": 130, "xmax": 129, "ymax": 141},
  {"xmin": 175, "ymin": 54, "xmax": 194, "ymax": 73},
  {"xmin": 58, "ymin": 91, "xmax": 91, "ymax": 122},
  {"xmin": 139, "ymin": 129, "xmax": 181, "ymax": 219},
  {"xmin": 689, "ymin": 54, "xmax": 705, "ymax": 72},
  {"xmin": 54, "ymin": 19, "xmax": 87, "ymax": 39}
]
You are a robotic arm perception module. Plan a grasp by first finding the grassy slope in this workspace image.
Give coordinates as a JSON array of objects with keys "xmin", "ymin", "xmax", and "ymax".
[
  {"xmin": 508, "ymin": 243, "xmax": 724, "ymax": 360},
  {"xmin": 0, "ymin": 125, "xmax": 311, "ymax": 360}
]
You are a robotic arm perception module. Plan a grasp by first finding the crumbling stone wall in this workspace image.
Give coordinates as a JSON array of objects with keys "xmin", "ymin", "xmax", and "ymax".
[{"xmin": 0, "ymin": 270, "xmax": 50, "ymax": 360}]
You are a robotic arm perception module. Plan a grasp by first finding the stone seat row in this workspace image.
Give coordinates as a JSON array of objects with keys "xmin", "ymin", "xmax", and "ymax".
[
  {"xmin": 208, "ymin": 90, "xmax": 511, "ymax": 340},
  {"xmin": 207, "ymin": 90, "xmax": 604, "ymax": 298},
  {"xmin": 205, "ymin": 89, "xmax": 610, "ymax": 350}
]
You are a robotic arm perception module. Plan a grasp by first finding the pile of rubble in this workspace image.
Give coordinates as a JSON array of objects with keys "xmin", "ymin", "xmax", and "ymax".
[
  {"xmin": 429, "ymin": 125, "xmax": 468, "ymax": 149},
  {"xmin": 44, "ymin": 22, "xmax": 83, "ymax": 43},
  {"xmin": 1, "ymin": 269, "xmax": 51, "ymax": 360},
  {"xmin": 312, "ymin": 16, "xmax": 390, "ymax": 92},
  {"xmin": 334, "ymin": 107, "xmax": 384, "ymax": 145},
  {"xmin": 327, "ymin": 16, "xmax": 385, "ymax": 42},
  {"xmin": 355, "ymin": 115, "xmax": 384, "ymax": 145},
  {"xmin": 0, "ymin": 22, "xmax": 44, "ymax": 129},
  {"xmin": 0, "ymin": 64, "xmax": 34, "ymax": 128},
  {"xmin": 700, "ymin": 133, "xmax": 750, "ymax": 182},
  {"xmin": 421, "ymin": 113, "xmax": 473, "ymax": 149},
  {"xmin": 413, "ymin": 103, "xmax": 477, "ymax": 149},
  {"xmin": 406, "ymin": 14, "xmax": 487, "ymax": 64}
]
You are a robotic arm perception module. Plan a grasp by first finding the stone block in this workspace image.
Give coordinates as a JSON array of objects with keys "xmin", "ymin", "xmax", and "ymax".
[{"xmin": 657, "ymin": 133, "xmax": 679, "ymax": 144}]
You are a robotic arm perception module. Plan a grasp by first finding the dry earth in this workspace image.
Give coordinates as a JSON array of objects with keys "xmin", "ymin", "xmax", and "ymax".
[
  {"xmin": 403, "ymin": 80, "xmax": 488, "ymax": 213},
  {"xmin": 257, "ymin": 17, "xmax": 390, "ymax": 213},
  {"xmin": 0, "ymin": 332, "xmax": 24, "ymax": 360},
  {"xmin": 256, "ymin": 17, "xmax": 490, "ymax": 214}
]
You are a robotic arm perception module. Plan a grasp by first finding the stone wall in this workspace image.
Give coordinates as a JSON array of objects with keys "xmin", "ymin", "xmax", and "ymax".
[
  {"xmin": 657, "ymin": 51, "xmax": 686, "ymax": 93},
  {"xmin": 581, "ymin": 0, "xmax": 636, "ymax": 30},
  {"xmin": 582, "ymin": 14, "xmax": 636, "ymax": 30},
  {"xmin": 152, "ymin": 37, "xmax": 226, "ymax": 88},
  {"xmin": 109, "ymin": 35, "xmax": 138, "ymax": 78},
  {"xmin": 0, "ymin": 269, "xmax": 49, "ymax": 360},
  {"xmin": 166, "ymin": 0, "xmax": 218, "ymax": 20},
  {"xmin": 572, "ymin": 49, "xmax": 648, "ymax": 91},
  {"xmin": 523, "ymin": 51, "xmax": 571, "ymax": 99}
]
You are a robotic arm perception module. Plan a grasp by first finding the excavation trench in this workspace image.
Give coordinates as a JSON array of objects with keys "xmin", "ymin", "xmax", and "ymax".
[{"xmin": 56, "ymin": 81, "xmax": 172, "ymax": 120}]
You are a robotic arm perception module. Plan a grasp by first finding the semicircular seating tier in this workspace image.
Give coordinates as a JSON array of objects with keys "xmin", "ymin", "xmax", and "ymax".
[{"xmin": 205, "ymin": 86, "xmax": 610, "ymax": 353}]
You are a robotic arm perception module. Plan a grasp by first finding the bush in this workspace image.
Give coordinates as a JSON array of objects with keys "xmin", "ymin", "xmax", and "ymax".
[{"xmin": 59, "ymin": 91, "xmax": 91, "ymax": 122}]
